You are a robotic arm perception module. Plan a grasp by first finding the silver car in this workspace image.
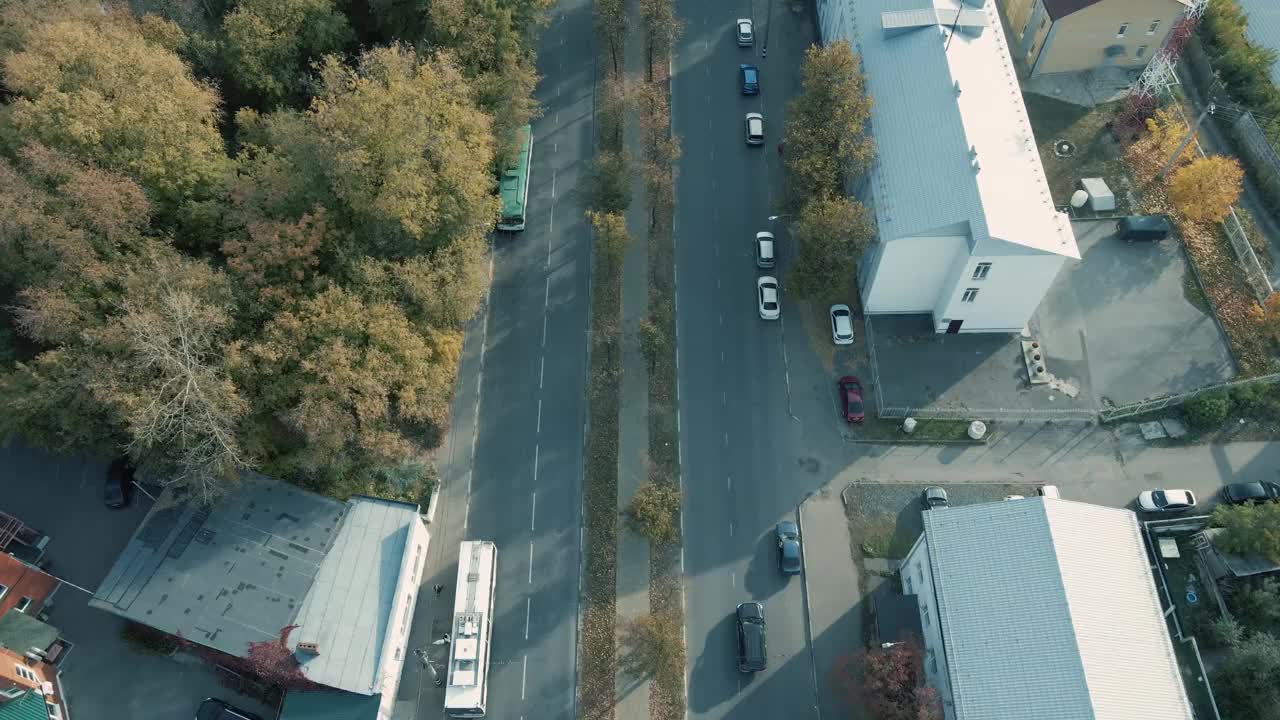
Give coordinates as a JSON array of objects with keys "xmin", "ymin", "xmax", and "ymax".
[
  {"xmin": 745, "ymin": 113, "xmax": 764, "ymax": 146},
  {"xmin": 757, "ymin": 276, "xmax": 780, "ymax": 320},
  {"xmin": 755, "ymin": 232, "xmax": 775, "ymax": 268},
  {"xmin": 736, "ymin": 18, "xmax": 754, "ymax": 47}
]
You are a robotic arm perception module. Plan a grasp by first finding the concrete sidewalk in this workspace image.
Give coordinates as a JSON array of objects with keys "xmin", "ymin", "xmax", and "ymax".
[
  {"xmin": 615, "ymin": 0, "xmax": 652, "ymax": 716},
  {"xmin": 798, "ymin": 485, "xmax": 864, "ymax": 720}
]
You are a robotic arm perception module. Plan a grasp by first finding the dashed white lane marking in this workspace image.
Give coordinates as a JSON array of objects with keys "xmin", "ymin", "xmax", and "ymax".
[
  {"xmin": 729, "ymin": 522, "xmax": 734, "ymax": 537},
  {"xmin": 521, "ymin": 655, "xmax": 528, "ymax": 699},
  {"xmin": 551, "ymin": 170, "xmax": 557, "ymax": 199},
  {"xmin": 533, "ymin": 444, "xmax": 540, "ymax": 483},
  {"xmin": 731, "ymin": 571, "xmax": 736, "ymax": 588},
  {"xmin": 723, "ymin": 432, "xmax": 729, "ymax": 447},
  {"xmin": 539, "ymin": 356, "xmax": 546, "ymax": 389},
  {"xmin": 542, "ymin": 314, "xmax": 548, "ymax": 348},
  {"xmin": 531, "ymin": 491, "xmax": 537, "ymax": 531},
  {"xmin": 525, "ymin": 597, "xmax": 532, "ymax": 640},
  {"xmin": 528, "ymin": 542, "xmax": 535, "ymax": 583},
  {"xmin": 727, "ymin": 476, "xmax": 732, "ymax": 492},
  {"xmin": 537, "ymin": 398, "xmax": 543, "ymax": 434}
]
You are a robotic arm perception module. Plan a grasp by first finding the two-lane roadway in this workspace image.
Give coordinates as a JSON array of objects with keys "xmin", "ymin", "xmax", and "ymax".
[
  {"xmin": 672, "ymin": 2, "xmax": 850, "ymax": 719},
  {"xmin": 400, "ymin": 0, "xmax": 595, "ymax": 717}
]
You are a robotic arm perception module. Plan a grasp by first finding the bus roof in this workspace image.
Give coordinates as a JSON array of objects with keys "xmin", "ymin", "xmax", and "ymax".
[
  {"xmin": 444, "ymin": 541, "xmax": 496, "ymax": 713},
  {"xmin": 498, "ymin": 125, "xmax": 532, "ymax": 228}
]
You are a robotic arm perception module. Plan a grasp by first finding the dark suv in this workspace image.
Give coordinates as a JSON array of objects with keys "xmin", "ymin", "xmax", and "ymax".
[{"xmin": 736, "ymin": 602, "xmax": 767, "ymax": 673}]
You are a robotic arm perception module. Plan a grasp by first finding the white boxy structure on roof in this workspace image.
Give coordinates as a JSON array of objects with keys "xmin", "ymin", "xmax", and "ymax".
[
  {"xmin": 903, "ymin": 497, "xmax": 1194, "ymax": 720},
  {"xmin": 818, "ymin": 0, "xmax": 1080, "ymax": 333}
]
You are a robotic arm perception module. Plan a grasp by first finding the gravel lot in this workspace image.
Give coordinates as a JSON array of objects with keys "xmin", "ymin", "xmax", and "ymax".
[{"xmin": 843, "ymin": 482, "xmax": 1039, "ymax": 560}]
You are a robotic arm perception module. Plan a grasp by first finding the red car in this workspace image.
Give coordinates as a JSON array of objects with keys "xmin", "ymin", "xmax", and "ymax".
[{"xmin": 838, "ymin": 376, "xmax": 864, "ymax": 423}]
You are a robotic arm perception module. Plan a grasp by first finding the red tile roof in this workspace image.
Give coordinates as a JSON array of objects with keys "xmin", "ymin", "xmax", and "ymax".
[{"xmin": 0, "ymin": 555, "xmax": 57, "ymax": 617}]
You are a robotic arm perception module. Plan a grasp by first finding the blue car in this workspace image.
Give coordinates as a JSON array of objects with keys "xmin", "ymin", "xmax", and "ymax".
[{"xmin": 740, "ymin": 64, "xmax": 759, "ymax": 95}]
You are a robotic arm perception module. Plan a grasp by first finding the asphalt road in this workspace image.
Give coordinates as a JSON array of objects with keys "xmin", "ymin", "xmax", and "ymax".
[
  {"xmin": 398, "ymin": 0, "xmax": 594, "ymax": 717},
  {"xmin": 671, "ymin": 2, "xmax": 853, "ymax": 719}
]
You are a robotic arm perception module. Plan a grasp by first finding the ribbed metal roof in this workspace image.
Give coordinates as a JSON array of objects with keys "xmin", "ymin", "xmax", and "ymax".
[{"xmin": 921, "ymin": 498, "xmax": 1194, "ymax": 720}]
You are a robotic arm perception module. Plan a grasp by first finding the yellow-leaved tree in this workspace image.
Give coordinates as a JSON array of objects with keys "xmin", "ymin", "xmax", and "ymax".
[{"xmin": 1169, "ymin": 155, "xmax": 1244, "ymax": 224}]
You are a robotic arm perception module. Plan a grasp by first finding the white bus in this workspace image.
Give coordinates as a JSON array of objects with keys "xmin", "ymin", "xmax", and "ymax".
[{"xmin": 445, "ymin": 540, "xmax": 497, "ymax": 717}]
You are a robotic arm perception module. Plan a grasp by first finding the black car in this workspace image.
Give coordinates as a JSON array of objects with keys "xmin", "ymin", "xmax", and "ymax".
[
  {"xmin": 736, "ymin": 602, "xmax": 767, "ymax": 673},
  {"xmin": 105, "ymin": 457, "xmax": 135, "ymax": 509},
  {"xmin": 775, "ymin": 521, "xmax": 801, "ymax": 576},
  {"xmin": 1221, "ymin": 481, "xmax": 1280, "ymax": 505},
  {"xmin": 197, "ymin": 699, "xmax": 264, "ymax": 720}
]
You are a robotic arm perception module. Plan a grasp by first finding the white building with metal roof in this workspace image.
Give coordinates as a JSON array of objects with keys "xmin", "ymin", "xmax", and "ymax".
[
  {"xmin": 819, "ymin": 0, "xmax": 1080, "ymax": 333},
  {"xmin": 902, "ymin": 497, "xmax": 1194, "ymax": 720}
]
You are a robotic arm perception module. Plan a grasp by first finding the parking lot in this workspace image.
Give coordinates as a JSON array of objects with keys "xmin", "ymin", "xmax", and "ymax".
[
  {"xmin": 867, "ymin": 219, "xmax": 1235, "ymax": 418},
  {"xmin": 0, "ymin": 441, "xmax": 276, "ymax": 720}
]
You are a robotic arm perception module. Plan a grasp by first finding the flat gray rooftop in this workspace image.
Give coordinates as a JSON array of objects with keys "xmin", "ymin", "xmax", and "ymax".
[{"xmin": 90, "ymin": 472, "xmax": 346, "ymax": 657}]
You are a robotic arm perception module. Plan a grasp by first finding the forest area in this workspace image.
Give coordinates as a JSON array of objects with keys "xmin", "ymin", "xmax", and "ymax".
[{"xmin": 0, "ymin": 0, "xmax": 551, "ymax": 504}]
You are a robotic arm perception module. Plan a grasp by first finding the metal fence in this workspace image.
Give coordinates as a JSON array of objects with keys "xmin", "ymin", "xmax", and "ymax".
[
  {"xmin": 1182, "ymin": 37, "xmax": 1280, "ymax": 193},
  {"xmin": 1098, "ymin": 370, "xmax": 1280, "ymax": 422}
]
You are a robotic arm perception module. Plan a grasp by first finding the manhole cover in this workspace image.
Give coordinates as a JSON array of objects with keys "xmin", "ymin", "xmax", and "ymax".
[{"xmin": 1053, "ymin": 139, "xmax": 1075, "ymax": 157}]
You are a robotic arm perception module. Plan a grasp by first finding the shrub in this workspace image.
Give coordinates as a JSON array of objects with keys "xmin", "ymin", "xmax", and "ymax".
[
  {"xmin": 618, "ymin": 612, "xmax": 684, "ymax": 685},
  {"xmin": 1182, "ymin": 390, "xmax": 1232, "ymax": 429},
  {"xmin": 626, "ymin": 480, "xmax": 680, "ymax": 545}
]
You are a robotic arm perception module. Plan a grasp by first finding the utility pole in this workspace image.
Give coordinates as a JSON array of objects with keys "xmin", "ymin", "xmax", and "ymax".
[
  {"xmin": 761, "ymin": 0, "xmax": 774, "ymax": 59},
  {"xmin": 1158, "ymin": 103, "xmax": 1214, "ymax": 179}
]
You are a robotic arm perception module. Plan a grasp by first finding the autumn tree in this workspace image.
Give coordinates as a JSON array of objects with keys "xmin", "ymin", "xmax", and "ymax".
[
  {"xmin": 0, "ymin": 12, "xmax": 232, "ymax": 232},
  {"xmin": 227, "ymin": 286, "xmax": 458, "ymax": 495},
  {"xmin": 422, "ymin": 0, "xmax": 545, "ymax": 168},
  {"xmin": 1123, "ymin": 108, "xmax": 1194, "ymax": 186},
  {"xmin": 1169, "ymin": 155, "xmax": 1244, "ymax": 224},
  {"xmin": 784, "ymin": 41, "xmax": 874, "ymax": 208},
  {"xmin": 619, "ymin": 612, "xmax": 683, "ymax": 686},
  {"xmin": 789, "ymin": 196, "xmax": 875, "ymax": 299},
  {"xmin": 1251, "ymin": 292, "xmax": 1280, "ymax": 342},
  {"xmin": 1211, "ymin": 502, "xmax": 1280, "ymax": 563},
  {"xmin": 233, "ymin": 46, "xmax": 498, "ymax": 264},
  {"xmin": 351, "ymin": 237, "xmax": 491, "ymax": 332},
  {"xmin": 220, "ymin": 0, "xmax": 353, "ymax": 107},
  {"xmin": 626, "ymin": 481, "xmax": 680, "ymax": 545},
  {"xmin": 850, "ymin": 640, "xmax": 943, "ymax": 720},
  {"xmin": 594, "ymin": 0, "xmax": 627, "ymax": 77},
  {"xmin": 242, "ymin": 625, "xmax": 316, "ymax": 690},
  {"xmin": 639, "ymin": 0, "xmax": 681, "ymax": 79},
  {"xmin": 1212, "ymin": 631, "xmax": 1280, "ymax": 720}
]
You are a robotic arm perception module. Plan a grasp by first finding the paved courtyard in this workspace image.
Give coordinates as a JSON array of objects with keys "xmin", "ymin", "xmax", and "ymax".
[
  {"xmin": 0, "ymin": 441, "xmax": 276, "ymax": 720},
  {"xmin": 868, "ymin": 219, "xmax": 1235, "ymax": 418}
]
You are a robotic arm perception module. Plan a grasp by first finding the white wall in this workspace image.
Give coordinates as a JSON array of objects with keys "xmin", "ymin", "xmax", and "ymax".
[
  {"xmin": 376, "ymin": 516, "xmax": 430, "ymax": 720},
  {"xmin": 863, "ymin": 236, "xmax": 969, "ymax": 314},
  {"xmin": 903, "ymin": 534, "xmax": 956, "ymax": 720},
  {"xmin": 933, "ymin": 252, "xmax": 1066, "ymax": 333}
]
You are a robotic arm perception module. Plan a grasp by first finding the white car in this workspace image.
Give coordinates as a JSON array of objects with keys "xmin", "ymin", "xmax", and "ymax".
[
  {"xmin": 755, "ymin": 232, "xmax": 775, "ymax": 268},
  {"xmin": 736, "ymin": 18, "xmax": 754, "ymax": 47},
  {"xmin": 830, "ymin": 304, "xmax": 853, "ymax": 345},
  {"xmin": 757, "ymin": 276, "xmax": 780, "ymax": 320},
  {"xmin": 1137, "ymin": 489, "xmax": 1197, "ymax": 512},
  {"xmin": 745, "ymin": 113, "xmax": 764, "ymax": 146}
]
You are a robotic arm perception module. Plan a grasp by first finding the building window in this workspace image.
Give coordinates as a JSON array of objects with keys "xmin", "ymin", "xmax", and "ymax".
[
  {"xmin": 921, "ymin": 605, "xmax": 931, "ymax": 627},
  {"xmin": 0, "ymin": 584, "xmax": 8, "ymax": 600},
  {"xmin": 47, "ymin": 703, "xmax": 62, "ymax": 720},
  {"xmin": 961, "ymin": 288, "xmax": 979, "ymax": 303},
  {"xmin": 1136, "ymin": 45, "xmax": 1148, "ymax": 58},
  {"xmin": 14, "ymin": 597, "xmax": 31, "ymax": 614},
  {"xmin": 1147, "ymin": 19, "xmax": 1160, "ymax": 35},
  {"xmin": 972, "ymin": 262, "xmax": 991, "ymax": 280},
  {"xmin": 917, "ymin": 565, "xmax": 924, "ymax": 583},
  {"xmin": 903, "ymin": 577, "xmax": 912, "ymax": 594},
  {"xmin": 1116, "ymin": 23, "xmax": 1129, "ymax": 38},
  {"xmin": 1038, "ymin": 16, "xmax": 1047, "ymax": 31},
  {"xmin": 14, "ymin": 665, "xmax": 36, "ymax": 683},
  {"xmin": 930, "ymin": 656, "xmax": 938, "ymax": 674}
]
